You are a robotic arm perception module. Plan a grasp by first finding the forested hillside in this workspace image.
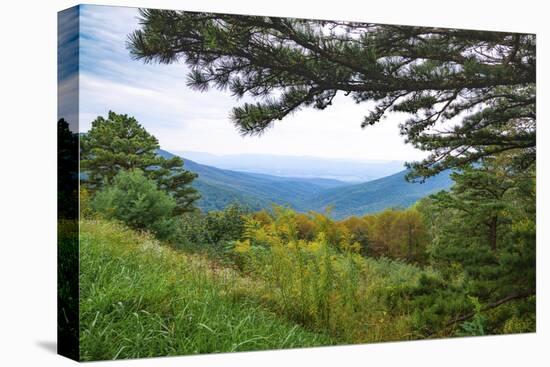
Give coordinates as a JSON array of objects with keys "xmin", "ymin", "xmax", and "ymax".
[
  {"xmin": 305, "ymin": 170, "xmax": 453, "ymax": 218},
  {"xmin": 158, "ymin": 149, "xmax": 349, "ymax": 211},
  {"xmin": 159, "ymin": 149, "xmax": 453, "ymax": 218}
]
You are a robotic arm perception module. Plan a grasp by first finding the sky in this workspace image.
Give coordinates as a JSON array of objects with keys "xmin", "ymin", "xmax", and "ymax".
[{"xmin": 61, "ymin": 4, "xmax": 428, "ymax": 162}]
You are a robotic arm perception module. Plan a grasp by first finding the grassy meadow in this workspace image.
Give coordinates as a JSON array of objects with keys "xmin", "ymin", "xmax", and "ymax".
[
  {"xmin": 78, "ymin": 217, "xmax": 434, "ymax": 360},
  {"xmin": 79, "ymin": 220, "xmax": 335, "ymax": 360}
]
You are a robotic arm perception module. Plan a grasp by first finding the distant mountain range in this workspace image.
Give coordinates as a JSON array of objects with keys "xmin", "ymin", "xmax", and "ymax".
[
  {"xmin": 159, "ymin": 149, "xmax": 453, "ymax": 219},
  {"xmin": 174, "ymin": 151, "xmax": 406, "ymax": 182},
  {"xmin": 304, "ymin": 169, "xmax": 453, "ymax": 218}
]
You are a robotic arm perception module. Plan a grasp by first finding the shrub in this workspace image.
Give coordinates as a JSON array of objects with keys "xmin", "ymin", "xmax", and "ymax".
[
  {"xmin": 204, "ymin": 203, "xmax": 249, "ymax": 243},
  {"xmin": 176, "ymin": 212, "xmax": 210, "ymax": 248},
  {"xmin": 232, "ymin": 206, "xmax": 418, "ymax": 342},
  {"xmin": 175, "ymin": 203, "xmax": 249, "ymax": 260},
  {"xmin": 92, "ymin": 169, "xmax": 177, "ymax": 240}
]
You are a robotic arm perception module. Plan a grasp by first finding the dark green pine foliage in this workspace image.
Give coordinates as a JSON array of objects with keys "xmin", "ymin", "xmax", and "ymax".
[
  {"xmin": 429, "ymin": 158, "xmax": 535, "ymax": 297},
  {"xmin": 81, "ymin": 111, "xmax": 200, "ymax": 214},
  {"xmin": 128, "ymin": 10, "xmax": 535, "ymax": 180},
  {"xmin": 413, "ymin": 156, "xmax": 535, "ymax": 334}
]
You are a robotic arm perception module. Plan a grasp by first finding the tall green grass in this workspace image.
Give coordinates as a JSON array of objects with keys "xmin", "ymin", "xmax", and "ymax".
[{"xmin": 79, "ymin": 220, "xmax": 333, "ymax": 361}]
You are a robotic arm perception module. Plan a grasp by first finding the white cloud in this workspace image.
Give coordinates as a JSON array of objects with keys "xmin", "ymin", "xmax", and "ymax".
[{"xmin": 78, "ymin": 4, "xmax": 427, "ymax": 162}]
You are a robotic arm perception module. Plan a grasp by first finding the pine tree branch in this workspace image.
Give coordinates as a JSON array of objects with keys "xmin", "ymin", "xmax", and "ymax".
[{"xmin": 445, "ymin": 291, "xmax": 535, "ymax": 327}]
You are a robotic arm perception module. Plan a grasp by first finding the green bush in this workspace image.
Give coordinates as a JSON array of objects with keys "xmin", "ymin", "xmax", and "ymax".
[
  {"xmin": 92, "ymin": 169, "xmax": 177, "ymax": 240},
  {"xmin": 204, "ymin": 203, "xmax": 248, "ymax": 243},
  {"xmin": 175, "ymin": 203, "xmax": 248, "ymax": 258},
  {"xmin": 173, "ymin": 212, "xmax": 209, "ymax": 250}
]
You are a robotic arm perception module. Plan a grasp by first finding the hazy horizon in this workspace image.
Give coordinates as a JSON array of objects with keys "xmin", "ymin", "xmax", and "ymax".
[
  {"xmin": 175, "ymin": 150, "xmax": 406, "ymax": 163},
  {"xmin": 173, "ymin": 149, "xmax": 407, "ymax": 183}
]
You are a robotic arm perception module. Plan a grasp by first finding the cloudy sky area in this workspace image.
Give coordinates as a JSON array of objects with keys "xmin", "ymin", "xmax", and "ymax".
[{"xmin": 70, "ymin": 5, "xmax": 427, "ymax": 162}]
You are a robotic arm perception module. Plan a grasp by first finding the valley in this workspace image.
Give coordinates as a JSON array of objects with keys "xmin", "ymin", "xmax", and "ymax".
[{"xmin": 159, "ymin": 149, "xmax": 453, "ymax": 219}]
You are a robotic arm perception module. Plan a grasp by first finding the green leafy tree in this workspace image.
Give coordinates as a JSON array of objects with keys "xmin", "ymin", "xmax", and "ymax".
[
  {"xmin": 92, "ymin": 169, "xmax": 178, "ymax": 240},
  {"xmin": 129, "ymin": 11, "xmax": 535, "ymax": 179},
  {"xmin": 340, "ymin": 216, "xmax": 370, "ymax": 256},
  {"xmin": 362, "ymin": 208, "xmax": 428, "ymax": 262},
  {"xmin": 81, "ymin": 111, "xmax": 199, "ymax": 213}
]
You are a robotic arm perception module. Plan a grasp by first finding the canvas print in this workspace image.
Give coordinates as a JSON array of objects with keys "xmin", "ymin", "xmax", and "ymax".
[{"xmin": 57, "ymin": 4, "xmax": 536, "ymax": 362}]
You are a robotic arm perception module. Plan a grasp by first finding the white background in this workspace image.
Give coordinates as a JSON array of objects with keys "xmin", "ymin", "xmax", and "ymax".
[{"xmin": 0, "ymin": 0, "xmax": 547, "ymax": 366}]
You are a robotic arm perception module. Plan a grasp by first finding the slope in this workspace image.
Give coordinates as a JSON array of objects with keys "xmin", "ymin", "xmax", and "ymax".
[
  {"xmin": 79, "ymin": 220, "xmax": 334, "ymax": 360},
  {"xmin": 305, "ymin": 170, "xmax": 453, "ymax": 218},
  {"xmin": 159, "ymin": 149, "xmax": 453, "ymax": 218},
  {"xmin": 158, "ymin": 149, "xmax": 348, "ymax": 211}
]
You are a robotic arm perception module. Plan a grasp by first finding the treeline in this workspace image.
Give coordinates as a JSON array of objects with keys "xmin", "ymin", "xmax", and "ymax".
[
  {"xmin": 249, "ymin": 206, "xmax": 429, "ymax": 263},
  {"xmin": 75, "ymin": 111, "xmax": 535, "ymax": 342}
]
